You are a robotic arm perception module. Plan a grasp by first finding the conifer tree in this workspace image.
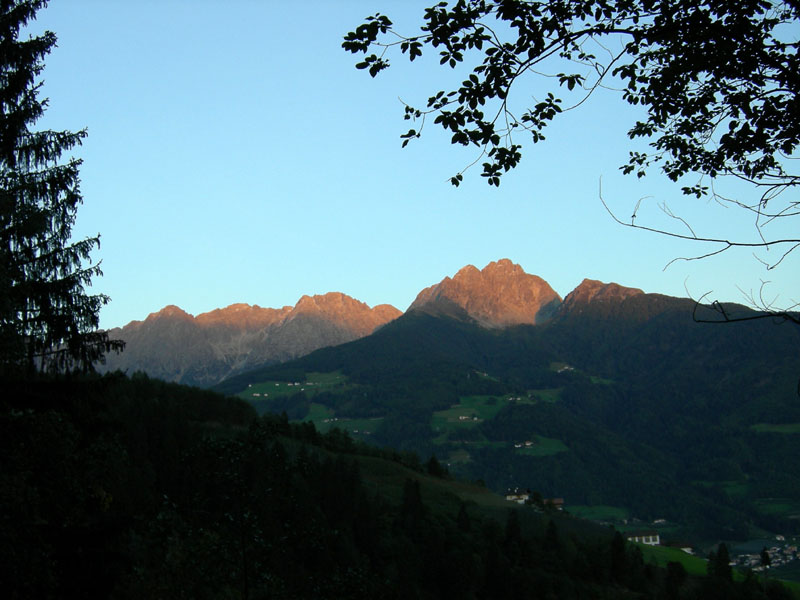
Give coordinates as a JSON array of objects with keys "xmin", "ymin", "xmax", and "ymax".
[
  {"xmin": 0, "ymin": 0, "xmax": 121, "ymax": 374},
  {"xmin": 708, "ymin": 542, "xmax": 733, "ymax": 582}
]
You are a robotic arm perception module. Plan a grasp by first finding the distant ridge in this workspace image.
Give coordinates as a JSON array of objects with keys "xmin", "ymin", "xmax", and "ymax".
[
  {"xmin": 408, "ymin": 258, "xmax": 562, "ymax": 327},
  {"xmin": 556, "ymin": 279, "xmax": 645, "ymax": 317},
  {"xmin": 101, "ymin": 293, "xmax": 401, "ymax": 387},
  {"xmin": 563, "ymin": 279, "xmax": 644, "ymax": 305},
  {"xmin": 102, "ymin": 260, "xmax": 662, "ymax": 387}
]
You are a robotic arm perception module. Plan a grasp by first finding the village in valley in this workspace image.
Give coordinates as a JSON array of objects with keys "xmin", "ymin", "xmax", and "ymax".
[{"xmin": 503, "ymin": 486, "xmax": 799, "ymax": 577}]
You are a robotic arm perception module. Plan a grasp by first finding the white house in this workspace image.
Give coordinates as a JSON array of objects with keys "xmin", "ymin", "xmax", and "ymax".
[{"xmin": 625, "ymin": 530, "xmax": 660, "ymax": 546}]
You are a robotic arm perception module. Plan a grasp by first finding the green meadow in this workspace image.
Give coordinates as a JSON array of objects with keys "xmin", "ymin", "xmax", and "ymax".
[
  {"xmin": 431, "ymin": 395, "xmax": 507, "ymax": 430},
  {"xmin": 636, "ymin": 544, "xmax": 709, "ymax": 576},
  {"xmin": 431, "ymin": 391, "xmax": 563, "ymax": 433},
  {"xmin": 516, "ymin": 435, "xmax": 569, "ymax": 457},
  {"xmin": 238, "ymin": 371, "xmax": 348, "ymax": 401}
]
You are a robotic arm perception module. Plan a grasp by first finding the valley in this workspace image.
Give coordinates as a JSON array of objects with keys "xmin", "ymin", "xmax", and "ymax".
[
  {"xmin": 229, "ymin": 360, "xmax": 800, "ymax": 555},
  {"xmin": 109, "ymin": 259, "xmax": 800, "ymax": 579}
]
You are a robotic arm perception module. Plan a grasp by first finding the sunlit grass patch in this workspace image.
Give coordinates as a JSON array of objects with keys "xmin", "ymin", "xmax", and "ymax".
[
  {"xmin": 636, "ymin": 544, "xmax": 708, "ymax": 576},
  {"xmin": 526, "ymin": 388, "xmax": 562, "ymax": 403},
  {"xmin": 310, "ymin": 412, "xmax": 383, "ymax": 435},
  {"xmin": 239, "ymin": 371, "xmax": 348, "ymax": 400},
  {"xmin": 431, "ymin": 394, "xmax": 507, "ymax": 430},
  {"xmin": 515, "ymin": 435, "xmax": 568, "ymax": 456}
]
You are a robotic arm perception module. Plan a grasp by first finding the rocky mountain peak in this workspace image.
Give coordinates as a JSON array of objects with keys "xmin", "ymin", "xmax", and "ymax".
[
  {"xmin": 151, "ymin": 305, "xmax": 193, "ymax": 321},
  {"xmin": 195, "ymin": 303, "xmax": 290, "ymax": 330},
  {"xmin": 294, "ymin": 291, "xmax": 351, "ymax": 311},
  {"xmin": 556, "ymin": 279, "xmax": 646, "ymax": 320},
  {"xmin": 563, "ymin": 279, "xmax": 644, "ymax": 306},
  {"xmin": 408, "ymin": 259, "xmax": 562, "ymax": 328},
  {"xmin": 291, "ymin": 292, "xmax": 402, "ymax": 336}
]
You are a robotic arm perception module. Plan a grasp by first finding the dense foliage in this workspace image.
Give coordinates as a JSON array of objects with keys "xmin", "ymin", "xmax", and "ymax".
[
  {"xmin": 2, "ymin": 373, "xmax": 795, "ymax": 599},
  {"xmin": 0, "ymin": 0, "xmax": 121, "ymax": 374}
]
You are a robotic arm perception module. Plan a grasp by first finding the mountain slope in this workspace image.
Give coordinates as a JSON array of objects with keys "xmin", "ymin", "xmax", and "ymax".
[
  {"xmin": 219, "ymin": 271, "xmax": 800, "ymax": 542},
  {"xmin": 102, "ymin": 293, "xmax": 401, "ymax": 387}
]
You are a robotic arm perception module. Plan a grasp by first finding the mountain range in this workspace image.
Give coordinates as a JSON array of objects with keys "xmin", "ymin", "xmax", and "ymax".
[
  {"xmin": 104, "ymin": 259, "xmax": 650, "ymax": 386},
  {"xmin": 209, "ymin": 260, "xmax": 800, "ymax": 544},
  {"xmin": 101, "ymin": 259, "xmax": 561, "ymax": 387},
  {"xmin": 101, "ymin": 292, "xmax": 401, "ymax": 386}
]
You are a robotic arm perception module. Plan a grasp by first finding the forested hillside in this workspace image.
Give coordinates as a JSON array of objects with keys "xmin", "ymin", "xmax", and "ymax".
[
  {"xmin": 218, "ymin": 293, "xmax": 800, "ymax": 543},
  {"xmin": 2, "ymin": 373, "xmax": 796, "ymax": 599}
]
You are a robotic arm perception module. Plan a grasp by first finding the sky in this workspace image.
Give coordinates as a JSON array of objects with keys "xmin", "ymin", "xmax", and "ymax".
[{"xmin": 29, "ymin": 1, "xmax": 799, "ymax": 330}]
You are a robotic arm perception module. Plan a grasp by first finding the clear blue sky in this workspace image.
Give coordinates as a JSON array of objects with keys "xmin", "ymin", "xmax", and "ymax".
[{"xmin": 31, "ymin": 1, "xmax": 799, "ymax": 329}]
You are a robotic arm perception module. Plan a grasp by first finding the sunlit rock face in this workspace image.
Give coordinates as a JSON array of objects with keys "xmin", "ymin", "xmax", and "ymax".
[
  {"xmin": 101, "ymin": 294, "xmax": 401, "ymax": 387},
  {"xmin": 560, "ymin": 279, "xmax": 644, "ymax": 310},
  {"xmin": 407, "ymin": 258, "xmax": 562, "ymax": 328}
]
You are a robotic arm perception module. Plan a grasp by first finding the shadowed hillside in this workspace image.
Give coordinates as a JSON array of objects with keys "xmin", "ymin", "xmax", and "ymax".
[{"xmin": 217, "ymin": 270, "xmax": 800, "ymax": 544}]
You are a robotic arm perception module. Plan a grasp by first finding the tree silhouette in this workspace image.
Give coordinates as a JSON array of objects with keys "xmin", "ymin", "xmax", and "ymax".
[
  {"xmin": 708, "ymin": 542, "xmax": 733, "ymax": 582},
  {"xmin": 344, "ymin": 0, "xmax": 800, "ymax": 314},
  {"xmin": 0, "ymin": 0, "xmax": 122, "ymax": 374},
  {"xmin": 761, "ymin": 545, "xmax": 771, "ymax": 590}
]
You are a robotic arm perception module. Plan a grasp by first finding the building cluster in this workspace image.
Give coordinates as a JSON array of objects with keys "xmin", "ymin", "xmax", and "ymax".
[
  {"xmin": 624, "ymin": 531, "xmax": 661, "ymax": 546},
  {"xmin": 735, "ymin": 542, "xmax": 798, "ymax": 571},
  {"xmin": 504, "ymin": 488, "xmax": 564, "ymax": 510}
]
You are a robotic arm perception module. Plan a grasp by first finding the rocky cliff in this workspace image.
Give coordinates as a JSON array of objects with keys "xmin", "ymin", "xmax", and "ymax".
[{"xmin": 407, "ymin": 258, "xmax": 562, "ymax": 327}]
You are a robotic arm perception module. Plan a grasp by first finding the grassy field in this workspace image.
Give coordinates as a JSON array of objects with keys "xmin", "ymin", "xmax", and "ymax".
[
  {"xmin": 431, "ymin": 395, "xmax": 507, "ymax": 430},
  {"xmin": 302, "ymin": 403, "xmax": 383, "ymax": 435},
  {"xmin": 238, "ymin": 371, "xmax": 390, "ymax": 438},
  {"xmin": 431, "ymin": 392, "xmax": 564, "ymax": 435},
  {"xmin": 527, "ymin": 388, "xmax": 562, "ymax": 402},
  {"xmin": 752, "ymin": 423, "xmax": 800, "ymax": 434},
  {"xmin": 238, "ymin": 371, "xmax": 348, "ymax": 401},
  {"xmin": 692, "ymin": 479, "xmax": 751, "ymax": 499},
  {"xmin": 636, "ymin": 543, "xmax": 709, "ymax": 576},
  {"xmin": 637, "ymin": 543, "xmax": 800, "ymax": 593},
  {"xmin": 516, "ymin": 435, "xmax": 569, "ymax": 457},
  {"xmin": 430, "ymin": 394, "xmax": 571, "ymax": 460},
  {"xmin": 550, "ymin": 362, "xmax": 613, "ymax": 385}
]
